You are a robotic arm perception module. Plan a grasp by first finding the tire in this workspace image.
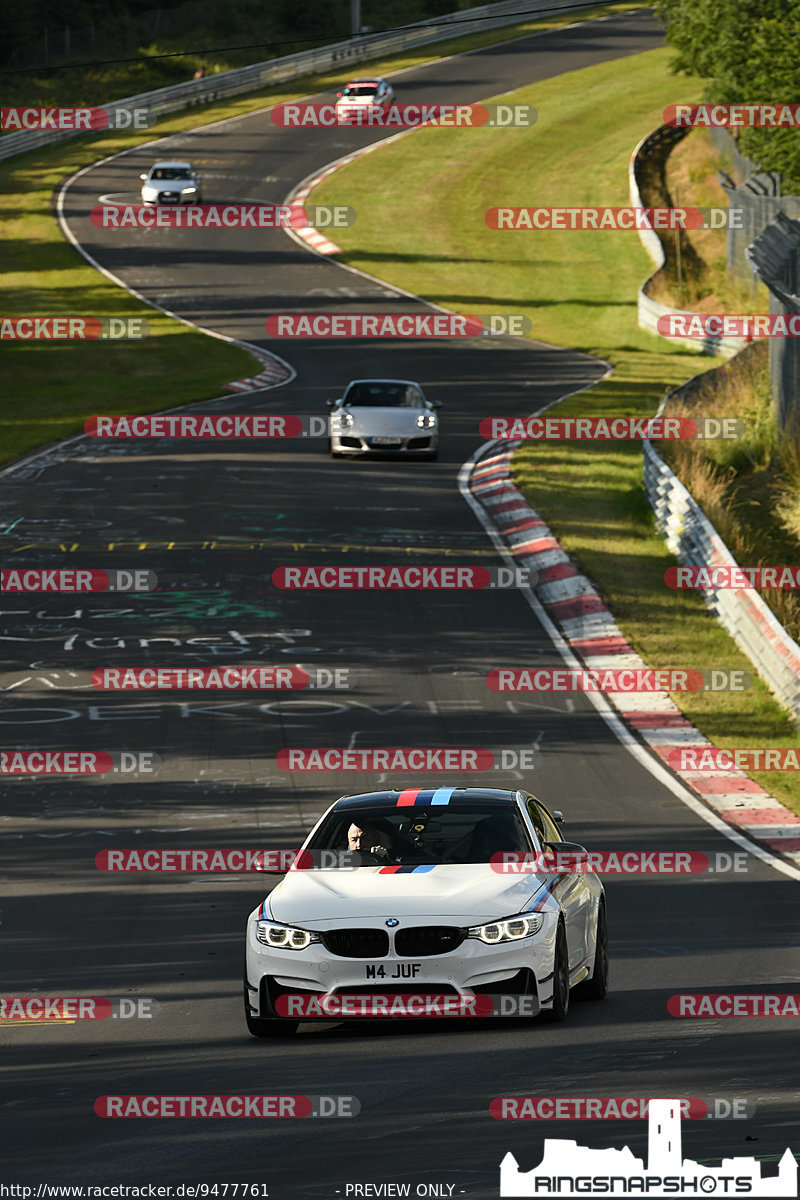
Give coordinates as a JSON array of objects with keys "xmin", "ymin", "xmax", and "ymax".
[
  {"xmin": 542, "ymin": 921, "xmax": 569, "ymax": 1022},
  {"xmin": 576, "ymin": 901, "xmax": 608, "ymax": 1001},
  {"xmin": 243, "ymin": 980, "xmax": 297, "ymax": 1038}
]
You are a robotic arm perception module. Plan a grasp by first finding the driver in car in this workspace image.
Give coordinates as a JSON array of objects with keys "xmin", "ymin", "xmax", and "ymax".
[{"xmin": 347, "ymin": 821, "xmax": 397, "ymax": 862}]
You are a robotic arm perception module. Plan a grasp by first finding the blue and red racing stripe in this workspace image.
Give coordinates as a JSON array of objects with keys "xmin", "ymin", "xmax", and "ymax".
[
  {"xmin": 378, "ymin": 864, "xmax": 436, "ymax": 874},
  {"xmin": 396, "ymin": 787, "xmax": 456, "ymax": 807}
]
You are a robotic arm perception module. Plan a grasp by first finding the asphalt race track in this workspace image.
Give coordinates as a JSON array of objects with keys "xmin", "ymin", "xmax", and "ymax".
[{"xmin": 2, "ymin": 8, "xmax": 799, "ymax": 1197}]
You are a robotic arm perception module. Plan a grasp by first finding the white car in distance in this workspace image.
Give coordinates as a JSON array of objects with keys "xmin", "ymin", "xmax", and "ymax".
[{"xmin": 140, "ymin": 161, "xmax": 202, "ymax": 205}]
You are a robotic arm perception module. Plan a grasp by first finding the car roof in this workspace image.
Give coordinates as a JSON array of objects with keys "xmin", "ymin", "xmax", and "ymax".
[
  {"xmin": 345, "ymin": 378, "xmax": 421, "ymax": 388},
  {"xmin": 149, "ymin": 161, "xmax": 194, "ymax": 169},
  {"xmin": 332, "ymin": 788, "xmax": 522, "ymax": 812}
]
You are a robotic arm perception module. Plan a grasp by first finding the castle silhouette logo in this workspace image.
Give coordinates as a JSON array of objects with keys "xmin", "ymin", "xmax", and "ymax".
[{"xmin": 500, "ymin": 1098, "xmax": 797, "ymax": 1197}]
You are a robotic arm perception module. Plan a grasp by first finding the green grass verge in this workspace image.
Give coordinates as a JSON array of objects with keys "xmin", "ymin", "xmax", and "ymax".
[
  {"xmin": 309, "ymin": 45, "xmax": 800, "ymax": 818},
  {"xmin": 0, "ymin": 0, "xmax": 644, "ymax": 468}
]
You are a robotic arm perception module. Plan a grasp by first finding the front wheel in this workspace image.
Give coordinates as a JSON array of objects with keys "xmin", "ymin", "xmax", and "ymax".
[
  {"xmin": 576, "ymin": 901, "xmax": 608, "ymax": 1000},
  {"xmin": 542, "ymin": 921, "xmax": 569, "ymax": 1022}
]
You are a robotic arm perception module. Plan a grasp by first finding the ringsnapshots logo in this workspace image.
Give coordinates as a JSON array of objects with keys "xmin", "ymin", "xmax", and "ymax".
[
  {"xmin": 479, "ymin": 416, "xmax": 744, "ymax": 440},
  {"xmin": 1, "ymin": 106, "xmax": 152, "ymax": 131},
  {"xmin": 271, "ymin": 102, "xmax": 537, "ymax": 128},
  {"xmin": 264, "ymin": 313, "xmax": 531, "ymax": 337},
  {"xmin": 1, "ymin": 568, "xmax": 157, "ymax": 593},
  {"xmin": 1, "ymin": 317, "xmax": 148, "ymax": 340},
  {"xmin": 498, "ymin": 1098, "xmax": 797, "ymax": 1197}
]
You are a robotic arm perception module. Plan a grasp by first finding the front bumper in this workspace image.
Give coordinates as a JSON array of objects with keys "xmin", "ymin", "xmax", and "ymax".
[
  {"xmin": 331, "ymin": 431, "xmax": 437, "ymax": 455},
  {"xmin": 141, "ymin": 190, "xmax": 198, "ymax": 205},
  {"xmin": 245, "ymin": 915, "xmax": 555, "ymax": 1021}
]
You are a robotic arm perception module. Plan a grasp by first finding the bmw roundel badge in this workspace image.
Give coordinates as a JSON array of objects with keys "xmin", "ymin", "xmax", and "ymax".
[{"xmin": 385, "ymin": 918, "xmax": 400, "ymax": 927}]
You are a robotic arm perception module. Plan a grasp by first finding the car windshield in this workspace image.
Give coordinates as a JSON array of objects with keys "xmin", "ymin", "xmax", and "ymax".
[
  {"xmin": 151, "ymin": 168, "xmax": 192, "ymax": 180},
  {"xmin": 301, "ymin": 803, "xmax": 533, "ymax": 867},
  {"xmin": 342, "ymin": 85, "xmax": 378, "ymax": 97},
  {"xmin": 343, "ymin": 383, "xmax": 423, "ymax": 408}
]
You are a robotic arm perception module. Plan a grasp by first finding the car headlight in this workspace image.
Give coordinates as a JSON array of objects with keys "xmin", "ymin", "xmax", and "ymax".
[
  {"xmin": 256, "ymin": 921, "xmax": 320, "ymax": 950},
  {"xmin": 180, "ymin": 185, "xmax": 197, "ymax": 193},
  {"xmin": 416, "ymin": 413, "xmax": 436, "ymax": 429},
  {"xmin": 335, "ymin": 411, "xmax": 354, "ymax": 427},
  {"xmin": 468, "ymin": 914, "xmax": 545, "ymax": 944}
]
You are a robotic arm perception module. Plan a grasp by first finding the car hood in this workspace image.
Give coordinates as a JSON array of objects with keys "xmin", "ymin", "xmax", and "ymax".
[
  {"xmin": 341, "ymin": 407, "xmax": 432, "ymax": 435},
  {"xmin": 266, "ymin": 864, "xmax": 542, "ymax": 926},
  {"xmin": 337, "ymin": 96, "xmax": 379, "ymax": 106}
]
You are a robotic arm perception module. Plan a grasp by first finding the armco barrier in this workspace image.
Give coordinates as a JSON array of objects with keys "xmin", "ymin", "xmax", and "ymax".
[
  {"xmin": 629, "ymin": 125, "xmax": 748, "ymax": 357},
  {"xmin": 643, "ymin": 416, "xmax": 800, "ymax": 720},
  {"xmin": 0, "ymin": 0, "xmax": 602, "ymax": 163}
]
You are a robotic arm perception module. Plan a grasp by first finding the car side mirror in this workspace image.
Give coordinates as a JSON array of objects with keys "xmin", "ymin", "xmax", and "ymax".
[
  {"xmin": 544, "ymin": 840, "xmax": 587, "ymax": 859},
  {"xmin": 430, "ymin": 399, "xmax": 442, "ymax": 408},
  {"xmin": 553, "ymin": 810, "xmax": 564, "ymax": 823},
  {"xmin": 139, "ymin": 173, "xmax": 147, "ymax": 180},
  {"xmin": 326, "ymin": 398, "xmax": 337, "ymax": 408}
]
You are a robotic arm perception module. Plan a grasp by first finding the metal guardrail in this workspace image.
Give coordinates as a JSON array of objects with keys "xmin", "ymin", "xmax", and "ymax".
[
  {"xmin": 0, "ymin": 0, "xmax": 595, "ymax": 163},
  {"xmin": 643, "ymin": 404, "xmax": 800, "ymax": 721},
  {"xmin": 629, "ymin": 125, "xmax": 748, "ymax": 357},
  {"xmin": 635, "ymin": 131, "xmax": 800, "ymax": 719}
]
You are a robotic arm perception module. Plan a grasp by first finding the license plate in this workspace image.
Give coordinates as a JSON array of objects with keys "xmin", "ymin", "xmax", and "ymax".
[
  {"xmin": 364, "ymin": 963, "xmax": 422, "ymax": 980},
  {"xmin": 370, "ymin": 437, "xmax": 402, "ymax": 446}
]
